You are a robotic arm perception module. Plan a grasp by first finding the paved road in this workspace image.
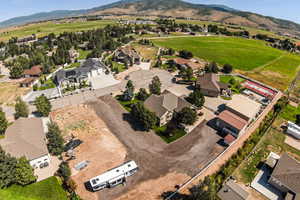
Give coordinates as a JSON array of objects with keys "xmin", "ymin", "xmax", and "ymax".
[{"xmin": 50, "ymin": 69, "xmax": 175, "ymax": 110}]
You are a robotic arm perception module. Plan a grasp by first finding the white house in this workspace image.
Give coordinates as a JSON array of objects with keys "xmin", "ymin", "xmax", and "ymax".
[
  {"xmin": 89, "ymin": 160, "xmax": 138, "ymax": 191},
  {"xmin": 0, "ymin": 118, "xmax": 51, "ymax": 169},
  {"xmin": 287, "ymin": 121, "xmax": 300, "ymax": 139}
]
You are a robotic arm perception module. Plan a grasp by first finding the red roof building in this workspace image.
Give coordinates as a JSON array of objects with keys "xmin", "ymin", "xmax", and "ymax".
[
  {"xmin": 242, "ymin": 80, "xmax": 276, "ymax": 100},
  {"xmin": 23, "ymin": 65, "xmax": 42, "ymax": 77}
]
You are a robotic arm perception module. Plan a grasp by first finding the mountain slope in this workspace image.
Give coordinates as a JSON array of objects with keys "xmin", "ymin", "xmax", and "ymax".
[{"xmin": 0, "ymin": 0, "xmax": 300, "ymax": 37}]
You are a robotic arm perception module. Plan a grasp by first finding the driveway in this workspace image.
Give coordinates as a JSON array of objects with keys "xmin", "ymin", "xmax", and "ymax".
[
  {"xmin": 87, "ymin": 96, "xmax": 224, "ymax": 200},
  {"xmin": 204, "ymin": 96, "xmax": 229, "ymax": 112},
  {"xmin": 34, "ymin": 156, "xmax": 61, "ymax": 182}
]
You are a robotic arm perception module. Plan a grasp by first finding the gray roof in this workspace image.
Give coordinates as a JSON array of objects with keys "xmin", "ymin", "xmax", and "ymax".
[
  {"xmin": 218, "ymin": 180, "xmax": 249, "ymax": 200},
  {"xmin": 55, "ymin": 58, "xmax": 107, "ymax": 84},
  {"xmin": 0, "ymin": 118, "xmax": 48, "ymax": 160},
  {"xmin": 144, "ymin": 90, "xmax": 192, "ymax": 118},
  {"xmin": 196, "ymin": 73, "xmax": 228, "ymax": 92},
  {"xmin": 271, "ymin": 153, "xmax": 300, "ymax": 194}
]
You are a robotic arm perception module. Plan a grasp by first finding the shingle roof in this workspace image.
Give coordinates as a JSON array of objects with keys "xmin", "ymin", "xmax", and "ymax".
[
  {"xmin": 196, "ymin": 73, "xmax": 221, "ymax": 92},
  {"xmin": 23, "ymin": 65, "xmax": 42, "ymax": 76},
  {"xmin": 271, "ymin": 153, "xmax": 300, "ymax": 194},
  {"xmin": 144, "ymin": 90, "xmax": 192, "ymax": 118},
  {"xmin": 218, "ymin": 180, "xmax": 249, "ymax": 200},
  {"xmin": 0, "ymin": 118, "xmax": 48, "ymax": 160},
  {"xmin": 218, "ymin": 110, "xmax": 248, "ymax": 131}
]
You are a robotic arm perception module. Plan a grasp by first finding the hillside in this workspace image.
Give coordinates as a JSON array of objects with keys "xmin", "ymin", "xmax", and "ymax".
[{"xmin": 1, "ymin": 0, "xmax": 300, "ymax": 37}]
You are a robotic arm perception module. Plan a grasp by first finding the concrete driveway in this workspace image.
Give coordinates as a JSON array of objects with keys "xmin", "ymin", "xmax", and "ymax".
[
  {"xmin": 34, "ymin": 156, "xmax": 61, "ymax": 182},
  {"xmin": 204, "ymin": 96, "xmax": 229, "ymax": 112}
]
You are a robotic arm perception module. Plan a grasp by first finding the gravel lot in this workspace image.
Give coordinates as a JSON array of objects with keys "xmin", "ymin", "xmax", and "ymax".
[{"xmin": 88, "ymin": 95, "xmax": 224, "ymax": 200}]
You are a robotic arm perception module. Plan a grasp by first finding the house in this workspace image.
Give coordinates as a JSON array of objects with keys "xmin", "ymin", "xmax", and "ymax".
[
  {"xmin": 17, "ymin": 34, "xmax": 37, "ymax": 44},
  {"xmin": 20, "ymin": 77, "xmax": 36, "ymax": 87},
  {"xmin": 268, "ymin": 153, "xmax": 300, "ymax": 200},
  {"xmin": 54, "ymin": 58, "xmax": 108, "ymax": 87},
  {"xmin": 195, "ymin": 73, "xmax": 228, "ymax": 97},
  {"xmin": 144, "ymin": 90, "xmax": 192, "ymax": 126},
  {"xmin": 0, "ymin": 118, "xmax": 50, "ymax": 169},
  {"xmin": 173, "ymin": 58, "xmax": 204, "ymax": 72},
  {"xmin": 114, "ymin": 46, "xmax": 141, "ymax": 66},
  {"xmin": 89, "ymin": 160, "xmax": 138, "ymax": 191},
  {"xmin": 217, "ymin": 179, "xmax": 250, "ymax": 200},
  {"xmin": 23, "ymin": 65, "xmax": 42, "ymax": 78},
  {"xmin": 216, "ymin": 110, "xmax": 248, "ymax": 138},
  {"xmin": 286, "ymin": 121, "xmax": 300, "ymax": 139},
  {"xmin": 225, "ymin": 95, "xmax": 261, "ymax": 122}
]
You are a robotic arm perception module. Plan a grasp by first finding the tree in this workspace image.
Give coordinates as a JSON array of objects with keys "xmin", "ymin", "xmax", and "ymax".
[
  {"xmin": 14, "ymin": 97, "xmax": 29, "ymax": 119},
  {"xmin": 0, "ymin": 146, "xmax": 17, "ymax": 188},
  {"xmin": 296, "ymin": 114, "xmax": 300, "ymax": 126},
  {"xmin": 179, "ymin": 50, "xmax": 193, "ymax": 59},
  {"xmin": 131, "ymin": 103, "xmax": 158, "ymax": 131},
  {"xmin": 0, "ymin": 108, "xmax": 8, "ymax": 135},
  {"xmin": 149, "ymin": 76, "xmax": 162, "ymax": 95},
  {"xmin": 34, "ymin": 95, "xmax": 52, "ymax": 117},
  {"xmin": 136, "ymin": 88, "xmax": 150, "ymax": 101},
  {"xmin": 14, "ymin": 157, "xmax": 36, "ymax": 185},
  {"xmin": 205, "ymin": 62, "xmax": 219, "ymax": 73},
  {"xmin": 176, "ymin": 107, "xmax": 198, "ymax": 125},
  {"xmin": 187, "ymin": 89, "xmax": 205, "ymax": 108},
  {"xmin": 46, "ymin": 122, "xmax": 64, "ymax": 156},
  {"xmin": 9, "ymin": 65, "xmax": 24, "ymax": 79},
  {"xmin": 123, "ymin": 80, "xmax": 134, "ymax": 101},
  {"xmin": 57, "ymin": 162, "xmax": 71, "ymax": 181},
  {"xmin": 179, "ymin": 66, "xmax": 194, "ymax": 81},
  {"xmin": 222, "ymin": 64, "xmax": 233, "ymax": 74}
]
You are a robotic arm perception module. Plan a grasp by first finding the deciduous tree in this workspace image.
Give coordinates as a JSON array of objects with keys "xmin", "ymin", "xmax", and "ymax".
[
  {"xmin": 14, "ymin": 157, "xmax": 36, "ymax": 185},
  {"xmin": 34, "ymin": 95, "xmax": 52, "ymax": 117},
  {"xmin": 46, "ymin": 122, "xmax": 64, "ymax": 156},
  {"xmin": 15, "ymin": 97, "xmax": 29, "ymax": 119},
  {"xmin": 176, "ymin": 107, "xmax": 198, "ymax": 125},
  {"xmin": 149, "ymin": 76, "xmax": 161, "ymax": 95},
  {"xmin": 187, "ymin": 89, "xmax": 205, "ymax": 108},
  {"xmin": 0, "ymin": 108, "xmax": 8, "ymax": 135},
  {"xmin": 131, "ymin": 102, "xmax": 157, "ymax": 131}
]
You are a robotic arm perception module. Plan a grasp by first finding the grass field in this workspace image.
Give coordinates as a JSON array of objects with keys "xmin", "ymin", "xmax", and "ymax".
[
  {"xmin": 0, "ymin": 20, "xmax": 116, "ymax": 41},
  {"xmin": 153, "ymin": 36, "xmax": 284, "ymax": 71},
  {"xmin": 0, "ymin": 176, "xmax": 68, "ymax": 200},
  {"xmin": 153, "ymin": 36, "xmax": 300, "ymax": 90}
]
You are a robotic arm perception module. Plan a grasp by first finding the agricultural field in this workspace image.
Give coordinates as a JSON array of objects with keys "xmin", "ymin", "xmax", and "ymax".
[
  {"xmin": 0, "ymin": 20, "xmax": 116, "ymax": 41},
  {"xmin": 0, "ymin": 176, "xmax": 68, "ymax": 200},
  {"xmin": 153, "ymin": 36, "xmax": 300, "ymax": 90}
]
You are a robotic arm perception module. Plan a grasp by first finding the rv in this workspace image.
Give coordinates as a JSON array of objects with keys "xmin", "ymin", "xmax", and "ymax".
[{"xmin": 89, "ymin": 160, "xmax": 138, "ymax": 191}]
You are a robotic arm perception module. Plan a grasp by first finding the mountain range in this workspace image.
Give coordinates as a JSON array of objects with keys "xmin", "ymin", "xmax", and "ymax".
[{"xmin": 1, "ymin": 0, "xmax": 300, "ymax": 37}]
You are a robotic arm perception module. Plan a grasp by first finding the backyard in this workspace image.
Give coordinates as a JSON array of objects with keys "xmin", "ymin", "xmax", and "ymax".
[
  {"xmin": 0, "ymin": 176, "xmax": 68, "ymax": 200},
  {"xmin": 0, "ymin": 82, "xmax": 30, "ymax": 106},
  {"xmin": 233, "ymin": 104, "xmax": 300, "ymax": 184}
]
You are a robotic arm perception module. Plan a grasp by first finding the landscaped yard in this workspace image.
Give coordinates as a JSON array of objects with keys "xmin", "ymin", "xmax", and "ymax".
[
  {"xmin": 112, "ymin": 61, "xmax": 126, "ymax": 73},
  {"xmin": 0, "ymin": 176, "xmax": 68, "ymax": 200},
  {"xmin": 234, "ymin": 104, "xmax": 300, "ymax": 184},
  {"xmin": 37, "ymin": 78, "xmax": 56, "ymax": 91},
  {"xmin": 219, "ymin": 75, "xmax": 245, "ymax": 94},
  {"xmin": 115, "ymin": 96, "xmax": 141, "ymax": 112},
  {"xmin": 78, "ymin": 49, "xmax": 91, "ymax": 60},
  {"xmin": 154, "ymin": 125, "xmax": 187, "ymax": 143}
]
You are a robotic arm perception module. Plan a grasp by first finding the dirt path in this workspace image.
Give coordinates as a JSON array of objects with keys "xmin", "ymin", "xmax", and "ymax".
[{"xmin": 87, "ymin": 95, "xmax": 224, "ymax": 200}]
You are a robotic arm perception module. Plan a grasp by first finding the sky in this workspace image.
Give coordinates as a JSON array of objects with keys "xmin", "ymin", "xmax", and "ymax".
[{"xmin": 0, "ymin": 0, "xmax": 299, "ymax": 23}]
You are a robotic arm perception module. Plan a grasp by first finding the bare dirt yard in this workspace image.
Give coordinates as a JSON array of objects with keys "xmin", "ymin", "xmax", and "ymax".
[
  {"xmin": 88, "ymin": 95, "xmax": 224, "ymax": 200},
  {"xmin": 50, "ymin": 105, "xmax": 128, "ymax": 200}
]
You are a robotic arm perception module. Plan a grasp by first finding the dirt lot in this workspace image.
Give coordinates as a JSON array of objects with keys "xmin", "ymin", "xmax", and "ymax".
[
  {"xmin": 87, "ymin": 95, "xmax": 224, "ymax": 200},
  {"xmin": 50, "ymin": 105, "xmax": 128, "ymax": 200},
  {"xmin": 0, "ymin": 82, "xmax": 29, "ymax": 106}
]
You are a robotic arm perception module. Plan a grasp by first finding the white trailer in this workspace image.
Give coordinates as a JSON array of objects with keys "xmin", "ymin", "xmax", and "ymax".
[
  {"xmin": 89, "ymin": 160, "xmax": 138, "ymax": 191},
  {"xmin": 287, "ymin": 121, "xmax": 300, "ymax": 139}
]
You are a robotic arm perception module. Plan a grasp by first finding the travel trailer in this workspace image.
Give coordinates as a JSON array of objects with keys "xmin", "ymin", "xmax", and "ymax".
[{"xmin": 89, "ymin": 160, "xmax": 138, "ymax": 191}]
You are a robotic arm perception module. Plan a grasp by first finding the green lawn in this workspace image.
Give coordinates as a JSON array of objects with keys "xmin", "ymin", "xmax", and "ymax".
[
  {"xmin": 0, "ymin": 176, "xmax": 68, "ymax": 200},
  {"xmin": 78, "ymin": 49, "xmax": 91, "ymax": 60},
  {"xmin": 112, "ymin": 61, "xmax": 126, "ymax": 73},
  {"xmin": 153, "ymin": 36, "xmax": 283, "ymax": 71},
  {"xmin": 0, "ymin": 20, "xmax": 116, "ymax": 41},
  {"xmin": 219, "ymin": 75, "xmax": 245, "ymax": 84},
  {"xmin": 153, "ymin": 125, "xmax": 187, "ymax": 143},
  {"xmin": 38, "ymin": 78, "xmax": 56, "ymax": 91},
  {"xmin": 280, "ymin": 104, "xmax": 300, "ymax": 122},
  {"xmin": 65, "ymin": 62, "xmax": 81, "ymax": 69}
]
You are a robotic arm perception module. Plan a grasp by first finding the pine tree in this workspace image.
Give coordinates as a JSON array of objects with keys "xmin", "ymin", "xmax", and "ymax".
[
  {"xmin": 15, "ymin": 97, "xmax": 29, "ymax": 119},
  {"xmin": 0, "ymin": 108, "xmax": 8, "ymax": 135},
  {"xmin": 149, "ymin": 76, "xmax": 162, "ymax": 95},
  {"xmin": 46, "ymin": 122, "xmax": 64, "ymax": 156},
  {"xmin": 14, "ymin": 157, "xmax": 36, "ymax": 185}
]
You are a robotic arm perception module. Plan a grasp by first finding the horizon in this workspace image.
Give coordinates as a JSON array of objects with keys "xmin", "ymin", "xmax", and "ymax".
[{"xmin": 0, "ymin": 0, "xmax": 299, "ymax": 24}]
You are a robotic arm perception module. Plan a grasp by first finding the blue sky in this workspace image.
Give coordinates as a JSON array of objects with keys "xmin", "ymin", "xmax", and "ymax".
[{"xmin": 0, "ymin": 0, "xmax": 299, "ymax": 23}]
